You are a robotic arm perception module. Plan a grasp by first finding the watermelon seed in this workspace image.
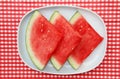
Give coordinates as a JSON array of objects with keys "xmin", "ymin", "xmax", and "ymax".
[
  {"xmin": 40, "ymin": 29, "xmax": 44, "ymax": 32},
  {"xmin": 91, "ymin": 48, "xmax": 94, "ymax": 51},
  {"xmin": 43, "ymin": 38, "xmax": 47, "ymax": 41},
  {"xmin": 49, "ymin": 47, "xmax": 52, "ymax": 51},
  {"xmin": 79, "ymin": 29, "xmax": 82, "ymax": 32},
  {"xmin": 71, "ymin": 47, "xmax": 74, "ymax": 50},
  {"xmin": 88, "ymin": 28, "xmax": 90, "ymax": 31},
  {"xmin": 47, "ymin": 30, "xmax": 50, "ymax": 33},
  {"xmin": 81, "ymin": 25, "xmax": 83, "ymax": 28},
  {"xmin": 41, "ymin": 24, "xmax": 44, "ymax": 26}
]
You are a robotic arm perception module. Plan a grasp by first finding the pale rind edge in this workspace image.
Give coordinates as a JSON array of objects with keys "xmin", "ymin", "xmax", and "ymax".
[
  {"xmin": 68, "ymin": 11, "xmax": 82, "ymax": 69},
  {"xmin": 50, "ymin": 11, "xmax": 60, "ymax": 24},
  {"xmin": 68, "ymin": 56, "xmax": 80, "ymax": 70},
  {"xmin": 26, "ymin": 11, "xmax": 44, "ymax": 70},
  {"xmin": 51, "ymin": 57, "xmax": 62, "ymax": 70},
  {"xmin": 50, "ymin": 11, "xmax": 62, "ymax": 70},
  {"xmin": 69, "ymin": 11, "xmax": 82, "ymax": 25}
]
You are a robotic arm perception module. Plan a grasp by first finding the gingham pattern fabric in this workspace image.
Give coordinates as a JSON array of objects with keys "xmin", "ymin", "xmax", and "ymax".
[{"xmin": 0, "ymin": 0, "xmax": 120, "ymax": 79}]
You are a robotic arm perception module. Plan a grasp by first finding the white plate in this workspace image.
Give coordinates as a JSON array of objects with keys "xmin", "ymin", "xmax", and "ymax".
[{"xmin": 18, "ymin": 6, "xmax": 107, "ymax": 74}]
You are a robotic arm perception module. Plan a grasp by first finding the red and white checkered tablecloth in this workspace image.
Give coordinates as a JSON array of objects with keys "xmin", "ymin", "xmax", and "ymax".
[{"xmin": 0, "ymin": 0, "xmax": 120, "ymax": 79}]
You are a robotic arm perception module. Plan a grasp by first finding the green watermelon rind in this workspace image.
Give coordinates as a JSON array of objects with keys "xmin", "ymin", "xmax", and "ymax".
[
  {"xmin": 49, "ymin": 11, "xmax": 62, "ymax": 70},
  {"xmin": 68, "ymin": 11, "xmax": 82, "ymax": 70},
  {"xmin": 26, "ymin": 11, "xmax": 45, "ymax": 70},
  {"xmin": 69, "ymin": 11, "xmax": 82, "ymax": 25},
  {"xmin": 50, "ymin": 11, "xmax": 60, "ymax": 24},
  {"xmin": 51, "ymin": 57, "xmax": 61, "ymax": 70},
  {"xmin": 68, "ymin": 56, "xmax": 80, "ymax": 70}
]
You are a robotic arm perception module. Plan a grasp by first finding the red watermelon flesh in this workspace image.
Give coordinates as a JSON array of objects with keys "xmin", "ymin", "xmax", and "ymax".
[
  {"xmin": 50, "ymin": 11, "xmax": 81, "ymax": 70},
  {"xmin": 68, "ymin": 11, "xmax": 103, "ymax": 69},
  {"xmin": 26, "ymin": 11, "xmax": 62, "ymax": 70}
]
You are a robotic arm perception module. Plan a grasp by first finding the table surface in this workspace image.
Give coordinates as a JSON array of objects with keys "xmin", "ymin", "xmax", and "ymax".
[{"xmin": 0, "ymin": 0, "xmax": 120, "ymax": 79}]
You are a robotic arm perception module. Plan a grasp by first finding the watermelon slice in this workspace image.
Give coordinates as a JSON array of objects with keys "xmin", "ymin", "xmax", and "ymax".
[
  {"xmin": 26, "ymin": 11, "xmax": 62, "ymax": 70},
  {"xmin": 68, "ymin": 11, "xmax": 103, "ymax": 69},
  {"xmin": 50, "ymin": 11, "xmax": 81, "ymax": 70}
]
